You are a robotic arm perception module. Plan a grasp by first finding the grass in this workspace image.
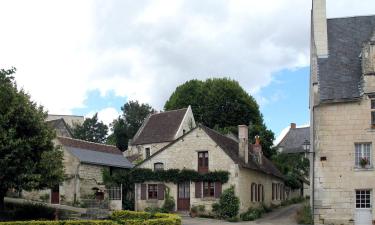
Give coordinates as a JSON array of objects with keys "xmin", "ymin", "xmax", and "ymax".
[{"xmin": 295, "ymin": 203, "xmax": 313, "ymax": 225}]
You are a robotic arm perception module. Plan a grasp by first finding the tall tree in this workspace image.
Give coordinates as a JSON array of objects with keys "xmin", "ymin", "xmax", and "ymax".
[
  {"xmin": 0, "ymin": 68, "xmax": 64, "ymax": 210},
  {"xmin": 165, "ymin": 78, "xmax": 275, "ymax": 157},
  {"xmin": 108, "ymin": 100, "xmax": 155, "ymax": 151},
  {"xmin": 72, "ymin": 113, "xmax": 108, "ymax": 143}
]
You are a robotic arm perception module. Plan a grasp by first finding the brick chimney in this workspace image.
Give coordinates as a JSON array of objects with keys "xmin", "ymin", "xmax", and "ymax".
[
  {"xmin": 253, "ymin": 135, "xmax": 263, "ymax": 165},
  {"xmin": 238, "ymin": 125, "xmax": 249, "ymax": 164},
  {"xmin": 290, "ymin": 123, "xmax": 296, "ymax": 129}
]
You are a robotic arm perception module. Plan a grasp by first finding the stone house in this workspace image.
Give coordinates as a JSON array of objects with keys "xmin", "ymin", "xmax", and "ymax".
[
  {"xmin": 46, "ymin": 114, "xmax": 84, "ymax": 127},
  {"xmin": 310, "ymin": 0, "xmax": 375, "ymax": 224},
  {"xmin": 134, "ymin": 124, "xmax": 285, "ymax": 213},
  {"xmin": 126, "ymin": 106, "xmax": 196, "ymax": 161},
  {"xmin": 23, "ymin": 118, "xmax": 133, "ymax": 209},
  {"xmin": 276, "ymin": 123, "xmax": 310, "ymax": 197}
]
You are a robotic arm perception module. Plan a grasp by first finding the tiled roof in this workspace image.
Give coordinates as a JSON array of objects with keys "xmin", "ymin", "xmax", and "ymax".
[
  {"xmin": 57, "ymin": 136, "xmax": 123, "ymax": 155},
  {"xmin": 57, "ymin": 136, "xmax": 133, "ymax": 168},
  {"xmin": 131, "ymin": 108, "xmax": 188, "ymax": 145},
  {"xmin": 318, "ymin": 15, "xmax": 375, "ymax": 102},
  {"xmin": 277, "ymin": 127, "xmax": 310, "ymax": 154},
  {"xmin": 201, "ymin": 126, "xmax": 284, "ymax": 179}
]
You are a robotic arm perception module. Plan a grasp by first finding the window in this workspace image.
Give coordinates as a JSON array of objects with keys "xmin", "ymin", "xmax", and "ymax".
[
  {"xmin": 356, "ymin": 190, "xmax": 371, "ymax": 208},
  {"xmin": 272, "ymin": 183, "xmax": 275, "ymax": 200},
  {"xmin": 203, "ymin": 182, "xmax": 215, "ymax": 197},
  {"xmin": 355, "ymin": 143, "xmax": 372, "ymax": 168},
  {"xmin": 371, "ymin": 99, "xmax": 375, "ymax": 128},
  {"xmin": 198, "ymin": 151, "xmax": 209, "ymax": 173},
  {"xmin": 148, "ymin": 184, "xmax": 158, "ymax": 199},
  {"xmin": 183, "ymin": 129, "xmax": 186, "ymax": 134},
  {"xmin": 251, "ymin": 183, "xmax": 258, "ymax": 202},
  {"xmin": 145, "ymin": 148, "xmax": 150, "ymax": 158},
  {"xmin": 154, "ymin": 162, "xmax": 164, "ymax": 171},
  {"xmin": 258, "ymin": 184, "xmax": 264, "ymax": 202}
]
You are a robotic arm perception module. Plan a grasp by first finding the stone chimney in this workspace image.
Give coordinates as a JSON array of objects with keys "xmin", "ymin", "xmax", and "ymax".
[
  {"xmin": 238, "ymin": 125, "xmax": 249, "ymax": 164},
  {"xmin": 290, "ymin": 123, "xmax": 297, "ymax": 129},
  {"xmin": 253, "ymin": 135, "xmax": 263, "ymax": 165},
  {"xmin": 312, "ymin": 0, "xmax": 328, "ymax": 58}
]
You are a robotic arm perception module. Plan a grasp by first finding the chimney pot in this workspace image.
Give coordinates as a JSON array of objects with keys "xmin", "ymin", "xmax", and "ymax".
[
  {"xmin": 255, "ymin": 135, "xmax": 260, "ymax": 145},
  {"xmin": 290, "ymin": 123, "xmax": 296, "ymax": 129}
]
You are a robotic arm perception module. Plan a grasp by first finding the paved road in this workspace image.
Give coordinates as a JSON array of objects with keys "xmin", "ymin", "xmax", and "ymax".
[{"xmin": 182, "ymin": 203, "xmax": 302, "ymax": 225}]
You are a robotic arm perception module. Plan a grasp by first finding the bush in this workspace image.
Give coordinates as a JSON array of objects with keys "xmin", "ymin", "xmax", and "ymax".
[
  {"xmin": 226, "ymin": 217, "xmax": 240, "ymax": 222},
  {"xmin": 144, "ymin": 207, "xmax": 164, "ymax": 214},
  {"xmin": 216, "ymin": 186, "xmax": 239, "ymax": 218},
  {"xmin": 260, "ymin": 203, "xmax": 272, "ymax": 213},
  {"xmin": 162, "ymin": 187, "xmax": 175, "ymax": 213},
  {"xmin": 110, "ymin": 211, "xmax": 181, "ymax": 225},
  {"xmin": 240, "ymin": 207, "xmax": 263, "ymax": 221},
  {"xmin": 296, "ymin": 204, "xmax": 313, "ymax": 225},
  {"xmin": 1, "ymin": 202, "xmax": 56, "ymax": 221}
]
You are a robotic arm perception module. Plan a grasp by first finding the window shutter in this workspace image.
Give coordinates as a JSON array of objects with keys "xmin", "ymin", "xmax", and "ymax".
[
  {"xmin": 214, "ymin": 182, "xmax": 222, "ymax": 198},
  {"xmin": 141, "ymin": 184, "xmax": 147, "ymax": 200},
  {"xmin": 195, "ymin": 182, "xmax": 202, "ymax": 198},
  {"xmin": 157, "ymin": 184, "xmax": 165, "ymax": 200}
]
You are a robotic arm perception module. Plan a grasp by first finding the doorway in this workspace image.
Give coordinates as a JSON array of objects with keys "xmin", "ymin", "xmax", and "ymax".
[
  {"xmin": 355, "ymin": 189, "xmax": 372, "ymax": 225},
  {"xmin": 51, "ymin": 185, "xmax": 60, "ymax": 204},
  {"xmin": 177, "ymin": 182, "xmax": 190, "ymax": 211}
]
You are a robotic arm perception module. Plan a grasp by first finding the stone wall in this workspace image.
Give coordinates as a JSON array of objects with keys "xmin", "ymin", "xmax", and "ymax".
[
  {"xmin": 313, "ymin": 97, "xmax": 375, "ymax": 224},
  {"xmin": 136, "ymin": 127, "xmax": 285, "ymax": 213}
]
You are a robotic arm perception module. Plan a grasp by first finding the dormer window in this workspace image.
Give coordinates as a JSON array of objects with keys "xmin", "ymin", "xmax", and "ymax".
[{"xmin": 145, "ymin": 148, "xmax": 150, "ymax": 158}]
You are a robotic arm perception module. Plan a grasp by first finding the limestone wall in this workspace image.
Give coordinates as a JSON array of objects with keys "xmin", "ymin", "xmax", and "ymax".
[{"xmin": 313, "ymin": 97, "xmax": 375, "ymax": 224}]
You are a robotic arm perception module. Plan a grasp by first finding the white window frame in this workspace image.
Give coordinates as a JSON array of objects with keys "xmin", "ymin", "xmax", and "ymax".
[
  {"xmin": 355, "ymin": 143, "xmax": 372, "ymax": 168},
  {"xmin": 356, "ymin": 189, "xmax": 372, "ymax": 209}
]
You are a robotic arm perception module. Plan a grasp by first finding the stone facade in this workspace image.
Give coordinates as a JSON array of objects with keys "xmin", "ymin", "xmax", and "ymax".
[{"xmin": 135, "ymin": 127, "xmax": 284, "ymax": 213}]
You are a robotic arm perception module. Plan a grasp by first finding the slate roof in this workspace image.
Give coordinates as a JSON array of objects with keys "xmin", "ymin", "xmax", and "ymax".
[
  {"xmin": 276, "ymin": 127, "xmax": 310, "ymax": 154},
  {"xmin": 137, "ymin": 125, "xmax": 284, "ymax": 180},
  {"xmin": 57, "ymin": 137, "xmax": 133, "ymax": 168},
  {"xmin": 131, "ymin": 108, "xmax": 188, "ymax": 145},
  {"xmin": 318, "ymin": 15, "xmax": 375, "ymax": 102}
]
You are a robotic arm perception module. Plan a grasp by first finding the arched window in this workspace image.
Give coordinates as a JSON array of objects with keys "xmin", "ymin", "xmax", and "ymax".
[
  {"xmin": 258, "ymin": 184, "xmax": 264, "ymax": 202},
  {"xmin": 251, "ymin": 183, "xmax": 257, "ymax": 202}
]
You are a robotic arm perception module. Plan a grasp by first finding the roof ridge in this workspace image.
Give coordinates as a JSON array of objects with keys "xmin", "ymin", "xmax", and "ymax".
[
  {"xmin": 151, "ymin": 107, "xmax": 188, "ymax": 115},
  {"xmin": 327, "ymin": 14, "xmax": 375, "ymax": 20},
  {"xmin": 57, "ymin": 136, "xmax": 118, "ymax": 148}
]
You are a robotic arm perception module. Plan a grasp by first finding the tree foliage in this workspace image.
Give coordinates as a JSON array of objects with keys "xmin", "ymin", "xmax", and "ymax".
[
  {"xmin": 272, "ymin": 153, "xmax": 309, "ymax": 189},
  {"xmin": 164, "ymin": 78, "xmax": 275, "ymax": 157},
  {"xmin": 0, "ymin": 68, "xmax": 64, "ymax": 210},
  {"xmin": 72, "ymin": 113, "xmax": 108, "ymax": 143},
  {"xmin": 215, "ymin": 186, "xmax": 240, "ymax": 218},
  {"xmin": 108, "ymin": 100, "xmax": 155, "ymax": 151}
]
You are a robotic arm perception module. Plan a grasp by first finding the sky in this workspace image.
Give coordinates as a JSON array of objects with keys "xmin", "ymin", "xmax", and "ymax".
[{"xmin": 1, "ymin": 0, "xmax": 375, "ymax": 141}]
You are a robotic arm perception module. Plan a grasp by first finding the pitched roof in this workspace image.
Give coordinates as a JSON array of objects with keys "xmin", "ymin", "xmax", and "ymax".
[
  {"xmin": 318, "ymin": 15, "xmax": 375, "ymax": 102},
  {"xmin": 201, "ymin": 126, "xmax": 284, "ymax": 179},
  {"xmin": 57, "ymin": 136, "xmax": 133, "ymax": 168},
  {"xmin": 276, "ymin": 127, "xmax": 310, "ymax": 154},
  {"xmin": 131, "ymin": 108, "xmax": 188, "ymax": 145},
  {"xmin": 137, "ymin": 125, "xmax": 284, "ymax": 180},
  {"xmin": 46, "ymin": 118, "xmax": 72, "ymax": 138}
]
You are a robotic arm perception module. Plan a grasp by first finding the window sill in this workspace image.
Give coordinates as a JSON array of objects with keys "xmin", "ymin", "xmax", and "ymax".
[
  {"xmin": 201, "ymin": 197, "xmax": 217, "ymax": 201},
  {"xmin": 354, "ymin": 167, "xmax": 374, "ymax": 171}
]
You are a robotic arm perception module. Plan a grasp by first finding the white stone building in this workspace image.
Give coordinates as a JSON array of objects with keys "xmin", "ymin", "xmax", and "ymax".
[
  {"xmin": 134, "ymin": 124, "xmax": 285, "ymax": 213},
  {"xmin": 310, "ymin": 0, "xmax": 375, "ymax": 224},
  {"xmin": 126, "ymin": 106, "xmax": 196, "ymax": 161}
]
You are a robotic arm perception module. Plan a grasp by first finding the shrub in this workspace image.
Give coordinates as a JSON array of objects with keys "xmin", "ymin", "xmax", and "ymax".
[
  {"xmin": 260, "ymin": 203, "xmax": 272, "ymax": 213},
  {"xmin": 162, "ymin": 187, "xmax": 175, "ymax": 213},
  {"xmin": 111, "ymin": 211, "xmax": 152, "ymax": 220},
  {"xmin": 217, "ymin": 186, "xmax": 240, "ymax": 218},
  {"xmin": 211, "ymin": 203, "xmax": 220, "ymax": 215},
  {"xmin": 296, "ymin": 204, "xmax": 313, "ymax": 225},
  {"xmin": 144, "ymin": 207, "xmax": 164, "ymax": 214},
  {"xmin": 197, "ymin": 205, "xmax": 205, "ymax": 213},
  {"xmin": 2, "ymin": 202, "xmax": 56, "ymax": 221},
  {"xmin": 39, "ymin": 194, "xmax": 50, "ymax": 203},
  {"xmin": 226, "ymin": 217, "xmax": 240, "ymax": 222},
  {"xmin": 110, "ymin": 211, "xmax": 181, "ymax": 225}
]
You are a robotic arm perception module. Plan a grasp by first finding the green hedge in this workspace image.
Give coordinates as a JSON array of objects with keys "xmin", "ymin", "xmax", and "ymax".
[
  {"xmin": 111, "ymin": 211, "xmax": 181, "ymax": 225},
  {"xmin": 0, "ymin": 211, "xmax": 181, "ymax": 225}
]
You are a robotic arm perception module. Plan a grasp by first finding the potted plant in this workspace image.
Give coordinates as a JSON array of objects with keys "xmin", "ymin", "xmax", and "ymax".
[
  {"xmin": 359, "ymin": 157, "xmax": 370, "ymax": 168},
  {"xmin": 190, "ymin": 205, "xmax": 198, "ymax": 218}
]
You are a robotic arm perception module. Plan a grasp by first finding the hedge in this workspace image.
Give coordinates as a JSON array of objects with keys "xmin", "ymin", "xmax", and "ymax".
[
  {"xmin": 111, "ymin": 211, "xmax": 181, "ymax": 225},
  {"xmin": 0, "ymin": 211, "xmax": 181, "ymax": 225}
]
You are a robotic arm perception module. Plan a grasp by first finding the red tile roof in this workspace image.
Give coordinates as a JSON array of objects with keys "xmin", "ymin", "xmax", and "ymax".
[{"xmin": 57, "ymin": 136, "xmax": 123, "ymax": 155}]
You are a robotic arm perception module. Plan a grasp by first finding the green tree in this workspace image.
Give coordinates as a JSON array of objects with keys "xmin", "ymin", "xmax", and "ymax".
[
  {"xmin": 108, "ymin": 100, "xmax": 155, "ymax": 151},
  {"xmin": 0, "ymin": 68, "xmax": 64, "ymax": 210},
  {"xmin": 72, "ymin": 113, "xmax": 108, "ymax": 143},
  {"xmin": 164, "ymin": 78, "xmax": 275, "ymax": 157},
  {"xmin": 272, "ymin": 153, "xmax": 309, "ymax": 189}
]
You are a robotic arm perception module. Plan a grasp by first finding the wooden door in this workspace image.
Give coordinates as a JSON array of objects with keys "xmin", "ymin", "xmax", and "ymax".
[
  {"xmin": 51, "ymin": 185, "xmax": 59, "ymax": 204},
  {"xmin": 177, "ymin": 182, "xmax": 190, "ymax": 211}
]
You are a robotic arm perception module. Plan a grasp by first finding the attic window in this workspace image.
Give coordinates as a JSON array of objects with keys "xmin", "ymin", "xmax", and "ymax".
[
  {"xmin": 154, "ymin": 162, "xmax": 164, "ymax": 171},
  {"xmin": 145, "ymin": 148, "xmax": 151, "ymax": 158}
]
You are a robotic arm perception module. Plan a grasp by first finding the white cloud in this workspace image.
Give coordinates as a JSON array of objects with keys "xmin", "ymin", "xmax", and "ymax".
[
  {"xmin": 0, "ymin": 0, "xmax": 374, "ymax": 115},
  {"xmin": 85, "ymin": 107, "xmax": 121, "ymax": 126}
]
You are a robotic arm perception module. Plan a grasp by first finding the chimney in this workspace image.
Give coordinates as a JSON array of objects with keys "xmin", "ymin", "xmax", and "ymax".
[
  {"xmin": 290, "ymin": 123, "xmax": 296, "ymax": 129},
  {"xmin": 238, "ymin": 125, "xmax": 249, "ymax": 164},
  {"xmin": 312, "ymin": 0, "xmax": 328, "ymax": 57},
  {"xmin": 253, "ymin": 135, "xmax": 263, "ymax": 165}
]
